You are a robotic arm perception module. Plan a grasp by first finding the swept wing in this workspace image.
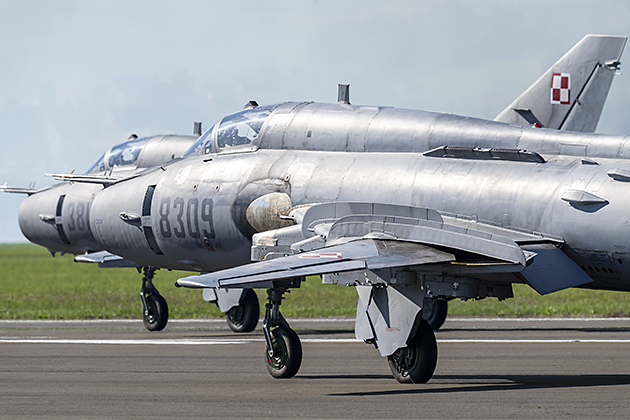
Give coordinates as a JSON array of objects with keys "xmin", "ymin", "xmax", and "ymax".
[{"xmin": 176, "ymin": 202, "xmax": 593, "ymax": 295}]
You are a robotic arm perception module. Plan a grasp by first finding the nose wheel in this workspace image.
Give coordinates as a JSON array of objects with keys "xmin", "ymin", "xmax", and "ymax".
[
  {"xmin": 265, "ymin": 325, "xmax": 302, "ymax": 378},
  {"xmin": 140, "ymin": 267, "xmax": 168, "ymax": 331},
  {"xmin": 262, "ymin": 286, "xmax": 302, "ymax": 379},
  {"xmin": 142, "ymin": 293, "xmax": 168, "ymax": 331}
]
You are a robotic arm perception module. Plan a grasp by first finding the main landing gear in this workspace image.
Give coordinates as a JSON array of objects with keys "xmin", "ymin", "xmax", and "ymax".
[
  {"xmin": 256, "ymin": 282, "xmax": 437, "ymax": 383},
  {"xmin": 140, "ymin": 266, "xmax": 169, "ymax": 331},
  {"xmin": 262, "ymin": 286, "xmax": 302, "ymax": 378},
  {"xmin": 422, "ymin": 297, "xmax": 448, "ymax": 331},
  {"xmin": 387, "ymin": 318, "xmax": 438, "ymax": 383},
  {"xmin": 226, "ymin": 289, "xmax": 260, "ymax": 333}
]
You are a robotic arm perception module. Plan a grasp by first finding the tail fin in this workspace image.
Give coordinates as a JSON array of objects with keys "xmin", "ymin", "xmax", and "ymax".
[{"xmin": 494, "ymin": 34, "xmax": 627, "ymax": 132}]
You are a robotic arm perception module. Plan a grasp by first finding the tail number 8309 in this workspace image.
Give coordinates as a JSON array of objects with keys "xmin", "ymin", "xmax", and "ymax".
[{"xmin": 158, "ymin": 197, "xmax": 215, "ymax": 239}]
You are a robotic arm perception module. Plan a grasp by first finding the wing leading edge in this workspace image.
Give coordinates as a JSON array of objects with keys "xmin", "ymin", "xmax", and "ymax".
[{"xmin": 176, "ymin": 239, "xmax": 457, "ymax": 289}]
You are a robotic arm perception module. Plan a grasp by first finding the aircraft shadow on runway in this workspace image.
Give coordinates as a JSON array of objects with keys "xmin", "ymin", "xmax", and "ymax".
[
  {"xmin": 289, "ymin": 328, "xmax": 356, "ymax": 336},
  {"xmin": 328, "ymin": 374, "xmax": 630, "ymax": 396},
  {"xmin": 181, "ymin": 328, "xmax": 355, "ymax": 339},
  {"xmin": 298, "ymin": 374, "xmax": 393, "ymax": 380},
  {"xmin": 439, "ymin": 327, "xmax": 630, "ymax": 333}
]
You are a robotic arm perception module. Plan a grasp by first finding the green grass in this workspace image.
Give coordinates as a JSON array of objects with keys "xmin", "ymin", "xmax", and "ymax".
[
  {"xmin": 2, "ymin": 243, "xmax": 630, "ymax": 319},
  {"xmin": 0, "ymin": 243, "xmax": 223, "ymax": 319},
  {"xmin": 448, "ymin": 285, "xmax": 630, "ymax": 317}
]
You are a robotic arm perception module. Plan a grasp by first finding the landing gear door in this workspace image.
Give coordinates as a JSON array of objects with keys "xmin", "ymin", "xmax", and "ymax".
[
  {"xmin": 355, "ymin": 284, "xmax": 426, "ymax": 357},
  {"xmin": 203, "ymin": 288, "xmax": 245, "ymax": 312}
]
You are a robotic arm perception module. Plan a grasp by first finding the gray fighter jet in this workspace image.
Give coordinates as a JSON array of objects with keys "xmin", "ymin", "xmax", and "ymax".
[
  {"xmin": 3, "ymin": 34, "xmax": 624, "ymax": 343},
  {"xmin": 50, "ymin": 33, "xmax": 629, "ymax": 334},
  {"xmin": 76, "ymin": 37, "xmax": 630, "ymax": 383}
]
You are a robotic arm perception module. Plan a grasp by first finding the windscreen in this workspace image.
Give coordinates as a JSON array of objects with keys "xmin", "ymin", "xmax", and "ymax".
[
  {"xmin": 85, "ymin": 153, "xmax": 106, "ymax": 174},
  {"xmin": 107, "ymin": 137, "xmax": 148, "ymax": 168},
  {"xmin": 217, "ymin": 104, "xmax": 278, "ymax": 149},
  {"xmin": 183, "ymin": 124, "xmax": 217, "ymax": 158},
  {"xmin": 183, "ymin": 104, "xmax": 279, "ymax": 157}
]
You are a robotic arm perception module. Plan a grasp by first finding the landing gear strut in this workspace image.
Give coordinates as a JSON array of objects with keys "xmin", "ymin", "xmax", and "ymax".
[
  {"xmin": 262, "ymin": 286, "xmax": 302, "ymax": 378},
  {"xmin": 387, "ymin": 318, "xmax": 437, "ymax": 383},
  {"xmin": 140, "ymin": 266, "xmax": 168, "ymax": 331}
]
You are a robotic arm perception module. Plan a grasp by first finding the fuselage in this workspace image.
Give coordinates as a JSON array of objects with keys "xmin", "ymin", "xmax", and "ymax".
[{"xmin": 88, "ymin": 102, "xmax": 630, "ymax": 292}]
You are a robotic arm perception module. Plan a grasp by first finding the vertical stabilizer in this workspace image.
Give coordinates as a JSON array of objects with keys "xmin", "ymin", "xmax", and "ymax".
[{"xmin": 494, "ymin": 34, "xmax": 627, "ymax": 132}]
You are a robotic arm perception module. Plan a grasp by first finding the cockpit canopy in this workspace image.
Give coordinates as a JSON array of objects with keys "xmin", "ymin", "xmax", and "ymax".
[
  {"xmin": 85, "ymin": 133, "xmax": 198, "ymax": 175},
  {"xmin": 108, "ymin": 137, "xmax": 147, "ymax": 168},
  {"xmin": 85, "ymin": 136, "xmax": 148, "ymax": 174},
  {"xmin": 184, "ymin": 104, "xmax": 279, "ymax": 158}
]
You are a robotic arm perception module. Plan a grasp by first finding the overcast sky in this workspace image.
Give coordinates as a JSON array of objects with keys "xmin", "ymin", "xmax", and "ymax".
[{"xmin": 2, "ymin": 0, "xmax": 630, "ymax": 242}]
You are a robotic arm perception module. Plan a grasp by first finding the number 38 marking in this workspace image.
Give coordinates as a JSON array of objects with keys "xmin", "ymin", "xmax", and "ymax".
[
  {"xmin": 66, "ymin": 202, "xmax": 89, "ymax": 232},
  {"xmin": 158, "ymin": 197, "xmax": 215, "ymax": 239}
]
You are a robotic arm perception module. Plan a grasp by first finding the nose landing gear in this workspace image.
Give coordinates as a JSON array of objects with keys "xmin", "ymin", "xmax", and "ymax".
[
  {"xmin": 262, "ymin": 285, "xmax": 302, "ymax": 378},
  {"xmin": 140, "ymin": 266, "xmax": 169, "ymax": 331}
]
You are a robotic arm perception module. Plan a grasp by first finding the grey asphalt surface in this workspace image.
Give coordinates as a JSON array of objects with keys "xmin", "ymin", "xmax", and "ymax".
[{"xmin": 2, "ymin": 317, "xmax": 630, "ymax": 419}]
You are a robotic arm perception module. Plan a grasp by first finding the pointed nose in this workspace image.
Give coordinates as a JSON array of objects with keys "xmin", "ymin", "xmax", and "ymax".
[{"xmin": 18, "ymin": 183, "xmax": 103, "ymax": 254}]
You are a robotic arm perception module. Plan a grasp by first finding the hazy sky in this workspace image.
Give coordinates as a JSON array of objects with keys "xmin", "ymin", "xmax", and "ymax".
[{"xmin": 3, "ymin": 0, "xmax": 630, "ymax": 242}]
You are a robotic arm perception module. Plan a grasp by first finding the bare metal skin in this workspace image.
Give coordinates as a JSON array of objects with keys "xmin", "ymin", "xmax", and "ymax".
[{"xmin": 7, "ymin": 34, "xmax": 630, "ymax": 382}]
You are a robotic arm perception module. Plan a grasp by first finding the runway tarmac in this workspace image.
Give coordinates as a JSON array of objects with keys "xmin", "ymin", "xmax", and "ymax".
[{"xmin": 2, "ymin": 317, "xmax": 630, "ymax": 419}]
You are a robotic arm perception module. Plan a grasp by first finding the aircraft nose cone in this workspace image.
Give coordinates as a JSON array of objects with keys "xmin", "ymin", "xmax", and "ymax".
[
  {"xmin": 18, "ymin": 183, "xmax": 103, "ymax": 254},
  {"xmin": 18, "ymin": 188, "xmax": 67, "ymax": 252}
]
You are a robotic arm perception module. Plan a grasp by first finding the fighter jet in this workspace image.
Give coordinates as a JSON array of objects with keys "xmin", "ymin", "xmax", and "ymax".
[
  {"xmin": 76, "ymin": 37, "xmax": 630, "ymax": 383},
  {"xmin": 3, "ymin": 34, "xmax": 624, "ymax": 339},
  {"xmin": 50, "ymin": 33, "xmax": 628, "ymax": 334}
]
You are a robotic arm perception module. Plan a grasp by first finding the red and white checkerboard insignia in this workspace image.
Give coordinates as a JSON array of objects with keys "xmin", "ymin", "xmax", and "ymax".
[{"xmin": 550, "ymin": 72, "xmax": 570, "ymax": 105}]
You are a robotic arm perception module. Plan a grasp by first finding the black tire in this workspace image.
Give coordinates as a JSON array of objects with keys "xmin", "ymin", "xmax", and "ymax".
[
  {"xmin": 264, "ymin": 326, "xmax": 303, "ymax": 379},
  {"xmin": 142, "ymin": 294, "xmax": 169, "ymax": 331},
  {"xmin": 226, "ymin": 289, "xmax": 260, "ymax": 333},
  {"xmin": 422, "ymin": 298, "xmax": 448, "ymax": 331},
  {"xmin": 387, "ymin": 318, "xmax": 438, "ymax": 384}
]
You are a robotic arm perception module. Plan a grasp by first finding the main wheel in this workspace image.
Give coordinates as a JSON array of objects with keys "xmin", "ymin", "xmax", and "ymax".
[
  {"xmin": 387, "ymin": 318, "xmax": 437, "ymax": 383},
  {"xmin": 264, "ymin": 326, "xmax": 303, "ymax": 379},
  {"xmin": 226, "ymin": 289, "xmax": 260, "ymax": 333},
  {"xmin": 142, "ymin": 294, "xmax": 169, "ymax": 331},
  {"xmin": 422, "ymin": 297, "xmax": 448, "ymax": 331}
]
